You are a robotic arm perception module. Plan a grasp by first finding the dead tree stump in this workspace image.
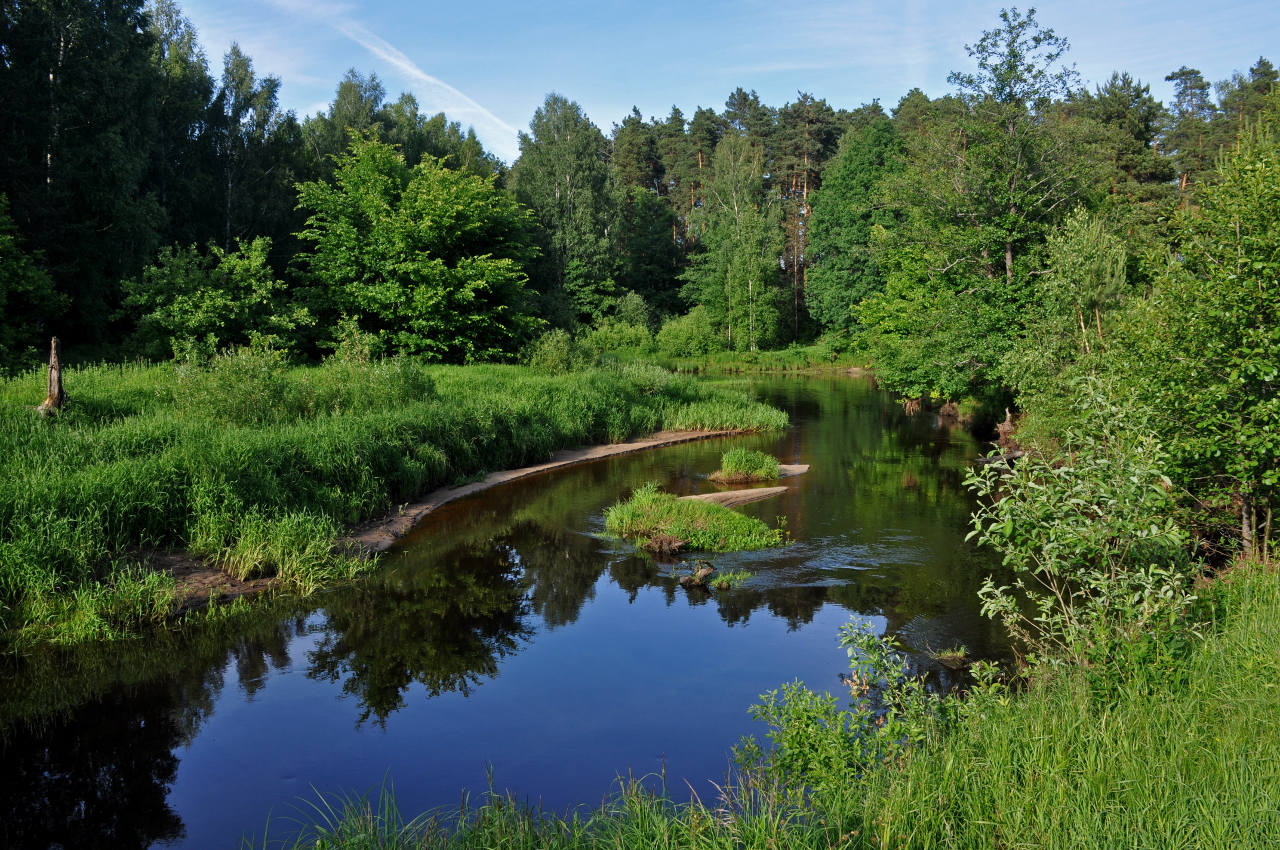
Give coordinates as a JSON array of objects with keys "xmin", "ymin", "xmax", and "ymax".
[
  {"xmin": 37, "ymin": 336, "xmax": 65, "ymax": 416},
  {"xmin": 996, "ymin": 408, "xmax": 1016, "ymax": 450}
]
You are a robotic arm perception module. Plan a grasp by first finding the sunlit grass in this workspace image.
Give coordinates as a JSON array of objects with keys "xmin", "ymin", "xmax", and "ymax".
[
  {"xmin": 710, "ymin": 448, "xmax": 780, "ymax": 483},
  {"xmin": 0, "ymin": 355, "xmax": 788, "ymax": 650},
  {"xmin": 604, "ymin": 483, "xmax": 787, "ymax": 553}
]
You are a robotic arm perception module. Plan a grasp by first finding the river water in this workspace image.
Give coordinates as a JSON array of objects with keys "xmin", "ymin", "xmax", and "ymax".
[{"xmin": 0, "ymin": 374, "xmax": 1007, "ymax": 849}]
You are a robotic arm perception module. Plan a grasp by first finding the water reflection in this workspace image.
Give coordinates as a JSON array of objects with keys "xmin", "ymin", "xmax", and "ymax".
[
  {"xmin": 0, "ymin": 375, "xmax": 1008, "ymax": 849},
  {"xmin": 308, "ymin": 541, "xmax": 531, "ymax": 724}
]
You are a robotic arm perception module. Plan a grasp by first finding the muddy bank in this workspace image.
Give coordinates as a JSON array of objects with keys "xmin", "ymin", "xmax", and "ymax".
[{"xmin": 168, "ymin": 429, "xmax": 742, "ymax": 609}]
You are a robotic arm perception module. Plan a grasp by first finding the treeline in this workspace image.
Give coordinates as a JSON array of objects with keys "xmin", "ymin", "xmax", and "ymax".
[{"xmin": 2, "ymin": 2, "xmax": 1274, "ymax": 368}]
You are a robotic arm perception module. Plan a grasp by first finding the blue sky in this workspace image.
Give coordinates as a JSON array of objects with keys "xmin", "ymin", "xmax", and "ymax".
[{"xmin": 179, "ymin": 0, "xmax": 1280, "ymax": 163}]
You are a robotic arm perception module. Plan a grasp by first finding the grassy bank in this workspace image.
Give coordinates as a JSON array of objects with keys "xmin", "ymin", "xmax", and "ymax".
[
  {"xmin": 603, "ymin": 341, "xmax": 866, "ymax": 374},
  {"xmin": 0, "ymin": 352, "xmax": 786, "ymax": 650},
  {"xmin": 248, "ymin": 560, "xmax": 1279, "ymax": 849}
]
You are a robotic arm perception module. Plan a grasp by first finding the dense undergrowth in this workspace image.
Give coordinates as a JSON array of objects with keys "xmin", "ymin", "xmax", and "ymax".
[{"xmin": 0, "ymin": 351, "xmax": 786, "ymax": 650}]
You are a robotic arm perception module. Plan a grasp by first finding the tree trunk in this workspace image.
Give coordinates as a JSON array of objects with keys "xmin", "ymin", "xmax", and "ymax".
[
  {"xmin": 1242, "ymin": 492, "xmax": 1255, "ymax": 559},
  {"xmin": 38, "ymin": 337, "xmax": 66, "ymax": 415}
]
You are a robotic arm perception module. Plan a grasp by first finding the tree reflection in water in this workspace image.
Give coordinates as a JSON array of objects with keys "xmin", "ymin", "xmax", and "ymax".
[{"xmin": 307, "ymin": 541, "xmax": 531, "ymax": 724}]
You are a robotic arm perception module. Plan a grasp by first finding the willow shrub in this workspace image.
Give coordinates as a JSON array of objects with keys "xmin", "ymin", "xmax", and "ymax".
[{"xmin": 966, "ymin": 381, "xmax": 1195, "ymax": 668}]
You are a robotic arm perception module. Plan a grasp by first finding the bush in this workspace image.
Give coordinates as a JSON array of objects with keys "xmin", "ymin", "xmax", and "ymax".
[
  {"xmin": 523, "ymin": 328, "xmax": 586, "ymax": 375},
  {"xmin": 965, "ymin": 381, "xmax": 1196, "ymax": 668},
  {"xmin": 580, "ymin": 319, "xmax": 653, "ymax": 355},
  {"xmin": 122, "ymin": 237, "xmax": 312, "ymax": 360},
  {"xmin": 655, "ymin": 306, "xmax": 725, "ymax": 358}
]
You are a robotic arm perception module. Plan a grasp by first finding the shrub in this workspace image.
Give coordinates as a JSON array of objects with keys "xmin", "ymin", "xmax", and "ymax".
[
  {"xmin": 580, "ymin": 319, "xmax": 653, "ymax": 355},
  {"xmin": 965, "ymin": 381, "xmax": 1196, "ymax": 668},
  {"xmin": 122, "ymin": 237, "xmax": 312, "ymax": 359},
  {"xmin": 655, "ymin": 306, "xmax": 725, "ymax": 358},
  {"xmin": 523, "ymin": 328, "xmax": 587, "ymax": 374}
]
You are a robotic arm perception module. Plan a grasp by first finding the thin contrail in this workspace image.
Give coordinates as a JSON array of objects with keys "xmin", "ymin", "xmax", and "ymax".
[
  {"xmin": 265, "ymin": 0, "xmax": 520, "ymax": 156},
  {"xmin": 333, "ymin": 20, "xmax": 520, "ymax": 137}
]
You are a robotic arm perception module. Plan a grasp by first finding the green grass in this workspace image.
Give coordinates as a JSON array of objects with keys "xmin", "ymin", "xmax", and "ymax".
[
  {"xmin": 604, "ymin": 483, "xmax": 787, "ymax": 553},
  {"xmin": 249, "ymin": 561, "xmax": 1280, "ymax": 849},
  {"xmin": 710, "ymin": 448, "xmax": 780, "ymax": 483},
  {"xmin": 0, "ymin": 353, "xmax": 787, "ymax": 650},
  {"xmin": 605, "ymin": 340, "xmax": 867, "ymax": 374},
  {"xmin": 711, "ymin": 569, "xmax": 752, "ymax": 590}
]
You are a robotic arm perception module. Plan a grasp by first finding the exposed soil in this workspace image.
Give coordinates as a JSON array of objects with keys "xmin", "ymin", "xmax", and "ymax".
[
  {"xmin": 142, "ymin": 550, "xmax": 277, "ymax": 615},
  {"xmin": 162, "ymin": 428, "xmax": 741, "ymax": 610}
]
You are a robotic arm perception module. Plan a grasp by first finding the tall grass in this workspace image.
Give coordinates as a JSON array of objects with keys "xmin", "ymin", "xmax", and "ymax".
[
  {"xmin": 710, "ymin": 448, "xmax": 780, "ymax": 483},
  {"xmin": 0, "ymin": 354, "xmax": 787, "ymax": 650},
  {"xmin": 604, "ymin": 483, "xmax": 788, "ymax": 552}
]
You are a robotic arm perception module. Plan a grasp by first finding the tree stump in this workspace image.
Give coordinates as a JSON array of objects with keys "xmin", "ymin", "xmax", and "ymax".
[
  {"xmin": 37, "ymin": 336, "xmax": 65, "ymax": 416},
  {"xmin": 996, "ymin": 408, "xmax": 1017, "ymax": 450}
]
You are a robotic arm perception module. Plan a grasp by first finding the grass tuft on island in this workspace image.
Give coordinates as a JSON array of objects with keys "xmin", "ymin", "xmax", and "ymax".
[
  {"xmin": 0, "ymin": 352, "xmax": 787, "ymax": 651},
  {"xmin": 604, "ymin": 483, "xmax": 787, "ymax": 553},
  {"xmin": 709, "ymin": 448, "xmax": 780, "ymax": 484}
]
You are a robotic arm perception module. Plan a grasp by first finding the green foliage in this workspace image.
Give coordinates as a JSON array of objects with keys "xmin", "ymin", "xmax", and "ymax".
[
  {"xmin": 604, "ymin": 483, "xmax": 787, "ymax": 552},
  {"xmin": 1106, "ymin": 109, "xmax": 1280, "ymax": 554},
  {"xmin": 736, "ymin": 619, "xmax": 955, "ymax": 804},
  {"xmin": 806, "ymin": 118, "xmax": 901, "ymax": 333},
  {"xmin": 523, "ymin": 329, "xmax": 586, "ymax": 375},
  {"xmin": 861, "ymin": 9, "xmax": 1105, "ymax": 400},
  {"xmin": 711, "ymin": 569, "xmax": 752, "ymax": 590},
  {"xmin": 122, "ymin": 236, "xmax": 311, "ymax": 359},
  {"xmin": 966, "ymin": 383, "xmax": 1195, "ymax": 667},
  {"xmin": 654, "ymin": 306, "xmax": 724, "ymax": 358},
  {"xmin": 580, "ymin": 319, "xmax": 653, "ymax": 356},
  {"xmin": 510, "ymin": 95, "xmax": 618, "ymax": 322},
  {"xmin": 0, "ymin": 195, "xmax": 65, "ymax": 373},
  {"xmin": 711, "ymin": 448, "xmax": 780, "ymax": 483},
  {"xmin": 1001, "ymin": 206, "xmax": 1129, "ymax": 405},
  {"xmin": 296, "ymin": 135, "xmax": 543, "ymax": 362},
  {"xmin": 680, "ymin": 134, "xmax": 784, "ymax": 351},
  {"xmin": 168, "ymin": 346, "xmax": 436, "ymax": 426},
  {"xmin": 611, "ymin": 290, "xmax": 653, "ymax": 330}
]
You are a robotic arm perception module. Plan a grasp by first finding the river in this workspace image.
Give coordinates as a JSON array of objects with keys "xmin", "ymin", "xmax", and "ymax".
[{"xmin": 0, "ymin": 373, "xmax": 1007, "ymax": 849}]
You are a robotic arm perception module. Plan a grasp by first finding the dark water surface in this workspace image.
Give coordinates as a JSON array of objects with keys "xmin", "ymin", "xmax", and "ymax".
[{"xmin": 1, "ymin": 375, "xmax": 1007, "ymax": 849}]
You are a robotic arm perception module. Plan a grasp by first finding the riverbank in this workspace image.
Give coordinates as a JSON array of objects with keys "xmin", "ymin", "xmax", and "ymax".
[
  {"xmin": 251, "ymin": 557, "xmax": 1280, "ymax": 849},
  {"xmin": 164, "ymin": 427, "xmax": 746, "ymax": 614},
  {"xmin": 0, "ymin": 355, "xmax": 787, "ymax": 651}
]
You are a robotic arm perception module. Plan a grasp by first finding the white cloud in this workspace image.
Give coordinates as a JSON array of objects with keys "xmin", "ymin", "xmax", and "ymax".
[{"xmin": 263, "ymin": 0, "xmax": 520, "ymax": 160}]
